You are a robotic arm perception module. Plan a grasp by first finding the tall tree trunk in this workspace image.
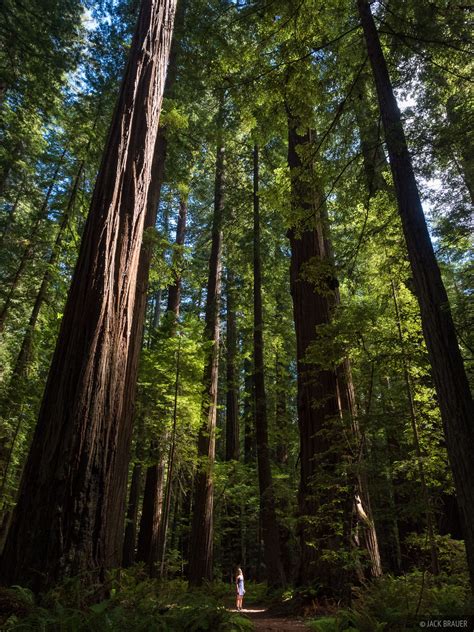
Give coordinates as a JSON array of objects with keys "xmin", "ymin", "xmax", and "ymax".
[
  {"xmin": 286, "ymin": 114, "xmax": 370, "ymax": 597},
  {"xmin": 0, "ymin": 157, "xmax": 87, "ymax": 512},
  {"xmin": 0, "ymin": 152, "xmax": 65, "ymax": 333},
  {"xmin": 252, "ymin": 145, "xmax": 285, "ymax": 587},
  {"xmin": 225, "ymin": 269, "xmax": 239, "ymax": 461},
  {"xmin": 107, "ymin": 0, "xmax": 186, "ymax": 566},
  {"xmin": 390, "ymin": 280, "xmax": 439, "ymax": 574},
  {"xmin": 122, "ymin": 461, "xmax": 143, "ymax": 568},
  {"xmin": 243, "ymin": 357, "xmax": 255, "ymax": 464},
  {"xmin": 0, "ymin": 0, "xmax": 177, "ymax": 590},
  {"xmin": 136, "ymin": 195, "xmax": 187, "ymax": 572},
  {"xmin": 358, "ymin": 0, "xmax": 474, "ymax": 589},
  {"xmin": 0, "ymin": 192, "xmax": 21, "ymax": 250},
  {"xmin": 188, "ymin": 111, "xmax": 225, "ymax": 586},
  {"xmin": 154, "ymin": 195, "xmax": 187, "ymax": 576}
]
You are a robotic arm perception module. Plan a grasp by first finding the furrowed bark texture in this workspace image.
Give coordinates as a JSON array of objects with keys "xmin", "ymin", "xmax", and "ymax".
[
  {"xmin": 188, "ymin": 126, "xmax": 224, "ymax": 586},
  {"xmin": 0, "ymin": 0, "xmax": 177, "ymax": 589},
  {"xmin": 129, "ymin": 0, "xmax": 185, "ymax": 569},
  {"xmin": 358, "ymin": 0, "xmax": 474, "ymax": 589},
  {"xmin": 253, "ymin": 145, "xmax": 286, "ymax": 587},
  {"xmin": 287, "ymin": 115, "xmax": 380, "ymax": 595}
]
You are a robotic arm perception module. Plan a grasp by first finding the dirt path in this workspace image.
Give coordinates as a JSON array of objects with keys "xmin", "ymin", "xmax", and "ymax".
[{"xmin": 233, "ymin": 607, "xmax": 311, "ymax": 631}]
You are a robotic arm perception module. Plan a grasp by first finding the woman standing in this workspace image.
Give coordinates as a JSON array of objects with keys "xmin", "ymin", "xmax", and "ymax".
[{"xmin": 235, "ymin": 567, "xmax": 245, "ymax": 611}]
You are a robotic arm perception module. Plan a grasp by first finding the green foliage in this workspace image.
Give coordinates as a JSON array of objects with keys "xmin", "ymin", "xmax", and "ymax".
[
  {"xmin": 307, "ymin": 571, "xmax": 472, "ymax": 632},
  {"xmin": 1, "ymin": 574, "xmax": 253, "ymax": 631}
]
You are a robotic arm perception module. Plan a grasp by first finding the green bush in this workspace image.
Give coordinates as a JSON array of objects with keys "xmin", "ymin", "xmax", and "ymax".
[
  {"xmin": 1, "ymin": 571, "xmax": 253, "ymax": 631},
  {"xmin": 307, "ymin": 570, "xmax": 472, "ymax": 632}
]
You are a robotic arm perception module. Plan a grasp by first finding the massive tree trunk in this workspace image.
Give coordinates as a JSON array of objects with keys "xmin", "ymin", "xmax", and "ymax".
[
  {"xmin": 358, "ymin": 0, "xmax": 474, "ymax": 589},
  {"xmin": 286, "ymin": 113, "xmax": 380, "ymax": 595},
  {"xmin": 253, "ymin": 145, "xmax": 286, "ymax": 587},
  {"xmin": 225, "ymin": 269, "xmax": 239, "ymax": 461},
  {"xmin": 108, "ymin": 0, "xmax": 186, "ymax": 567},
  {"xmin": 0, "ymin": 0, "xmax": 177, "ymax": 590},
  {"xmin": 188, "ymin": 114, "xmax": 224, "ymax": 586}
]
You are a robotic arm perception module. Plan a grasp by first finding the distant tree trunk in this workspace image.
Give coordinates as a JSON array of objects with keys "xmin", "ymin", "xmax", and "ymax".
[
  {"xmin": 358, "ymin": 0, "xmax": 474, "ymax": 589},
  {"xmin": 225, "ymin": 270, "xmax": 239, "ymax": 461},
  {"xmin": 243, "ymin": 357, "xmax": 255, "ymax": 464},
  {"xmin": 188, "ymin": 112, "xmax": 225, "ymax": 586},
  {"xmin": 0, "ymin": 157, "xmax": 87, "ymax": 510},
  {"xmin": 252, "ymin": 145, "xmax": 286, "ymax": 587},
  {"xmin": 274, "ymin": 354, "xmax": 289, "ymax": 466},
  {"xmin": 122, "ymin": 460, "xmax": 143, "ymax": 568},
  {"xmin": 154, "ymin": 195, "xmax": 187, "ymax": 575},
  {"xmin": 10, "ymin": 157, "xmax": 86, "ymax": 380},
  {"xmin": 0, "ymin": 152, "xmax": 65, "ymax": 333},
  {"xmin": 0, "ymin": 192, "xmax": 21, "ymax": 249},
  {"xmin": 390, "ymin": 280, "xmax": 439, "ymax": 574},
  {"xmin": 354, "ymin": 82, "xmax": 405, "ymax": 575},
  {"xmin": 446, "ymin": 95, "xmax": 474, "ymax": 205},
  {"xmin": 0, "ymin": 0, "xmax": 177, "ymax": 590},
  {"xmin": 136, "ymin": 195, "xmax": 186, "ymax": 572}
]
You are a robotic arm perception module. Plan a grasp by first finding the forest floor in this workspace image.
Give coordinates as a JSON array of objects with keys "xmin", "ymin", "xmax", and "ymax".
[{"xmin": 231, "ymin": 607, "xmax": 310, "ymax": 631}]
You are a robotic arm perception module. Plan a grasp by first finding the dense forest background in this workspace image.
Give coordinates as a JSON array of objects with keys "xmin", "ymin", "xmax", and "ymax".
[{"xmin": 0, "ymin": 0, "xmax": 473, "ymax": 630}]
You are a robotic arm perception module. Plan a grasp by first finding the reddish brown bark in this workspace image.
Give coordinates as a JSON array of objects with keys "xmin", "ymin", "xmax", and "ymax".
[
  {"xmin": 253, "ymin": 145, "xmax": 286, "ymax": 587},
  {"xmin": 358, "ymin": 0, "xmax": 474, "ymax": 589},
  {"xmin": 287, "ymin": 115, "xmax": 380, "ymax": 594},
  {"xmin": 188, "ymin": 118, "xmax": 225, "ymax": 585},
  {"xmin": 124, "ymin": 0, "xmax": 186, "ymax": 570},
  {"xmin": 0, "ymin": 0, "xmax": 177, "ymax": 589}
]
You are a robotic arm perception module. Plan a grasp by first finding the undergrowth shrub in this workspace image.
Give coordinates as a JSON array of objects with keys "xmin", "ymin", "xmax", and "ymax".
[
  {"xmin": 308, "ymin": 570, "xmax": 473, "ymax": 632},
  {"xmin": 0, "ymin": 568, "xmax": 253, "ymax": 631}
]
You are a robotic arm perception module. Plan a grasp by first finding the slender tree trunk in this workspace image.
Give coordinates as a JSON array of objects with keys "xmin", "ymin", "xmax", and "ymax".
[
  {"xmin": 274, "ymin": 354, "xmax": 289, "ymax": 466},
  {"xmin": 188, "ymin": 112, "xmax": 225, "ymax": 586},
  {"xmin": 11, "ymin": 157, "xmax": 86, "ymax": 380},
  {"xmin": 136, "ymin": 449, "xmax": 165, "ymax": 566},
  {"xmin": 0, "ymin": 158, "xmax": 87, "ymax": 512},
  {"xmin": 154, "ymin": 195, "xmax": 187, "ymax": 576},
  {"xmin": 252, "ymin": 145, "xmax": 285, "ymax": 587},
  {"xmin": 446, "ymin": 95, "xmax": 474, "ymax": 205},
  {"xmin": 225, "ymin": 269, "xmax": 239, "ymax": 461},
  {"xmin": 0, "ymin": 152, "xmax": 65, "ymax": 333},
  {"xmin": 136, "ymin": 195, "xmax": 187, "ymax": 572},
  {"xmin": 390, "ymin": 280, "xmax": 439, "ymax": 574},
  {"xmin": 155, "ymin": 335, "xmax": 181, "ymax": 577},
  {"xmin": 243, "ymin": 357, "xmax": 255, "ymax": 464},
  {"xmin": 358, "ymin": 0, "xmax": 474, "ymax": 588},
  {"xmin": 0, "ymin": 192, "xmax": 21, "ymax": 249},
  {"xmin": 122, "ymin": 461, "xmax": 143, "ymax": 568},
  {"xmin": 0, "ymin": 0, "xmax": 177, "ymax": 589}
]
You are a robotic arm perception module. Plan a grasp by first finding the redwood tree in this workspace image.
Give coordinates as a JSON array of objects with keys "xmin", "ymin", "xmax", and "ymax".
[
  {"xmin": 0, "ymin": 0, "xmax": 177, "ymax": 589},
  {"xmin": 253, "ymin": 145, "xmax": 286, "ymax": 587},
  {"xmin": 358, "ymin": 0, "xmax": 474, "ymax": 589},
  {"xmin": 188, "ymin": 115, "xmax": 225, "ymax": 586}
]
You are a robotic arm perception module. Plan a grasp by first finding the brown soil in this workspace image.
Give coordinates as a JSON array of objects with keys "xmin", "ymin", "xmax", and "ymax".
[{"xmin": 233, "ymin": 607, "xmax": 311, "ymax": 631}]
